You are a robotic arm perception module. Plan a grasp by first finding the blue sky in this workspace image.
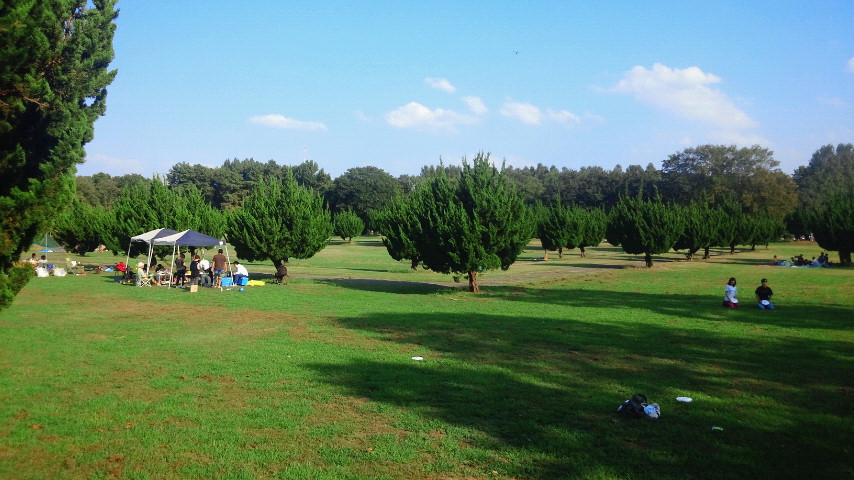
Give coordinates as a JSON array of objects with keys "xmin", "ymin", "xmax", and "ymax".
[{"xmin": 81, "ymin": 1, "xmax": 854, "ymax": 179}]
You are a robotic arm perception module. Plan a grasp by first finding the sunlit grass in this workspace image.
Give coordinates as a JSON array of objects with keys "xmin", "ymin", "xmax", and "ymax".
[{"xmin": 2, "ymin": 239, "xmax": 851, "ymax": 479}]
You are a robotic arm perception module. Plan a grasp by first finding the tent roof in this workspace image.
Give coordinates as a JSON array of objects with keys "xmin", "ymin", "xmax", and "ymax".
[
  {"xmin": 130, "ymin": 228, "xmax": 180, "ymax": 243},
  {"xmin": 152, "ymin": 229, "xmax": 224, "ymax": 247}
]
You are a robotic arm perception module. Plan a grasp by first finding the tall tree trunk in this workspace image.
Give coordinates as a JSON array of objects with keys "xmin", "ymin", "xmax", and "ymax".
[
  {"xmin": 543, "ymin": 249, "xmax": 548, "ymax": 261},
  {"xmin": 703, "ymin": 246, "xmax": 710, "ymax": 259},
  {"xmin": 410, "ymin": 257, "xmax": 419, "ymax": 270},
  {"xmin": 558, "ymin": 247, "xmax": 563, "ymax": 259},
  {"xmin": 468, "ymin": 271, "xmax": 479, "ymax": 293},
  {"xmin": 580, "ymin": 246, "xmax": 586, "ymax": 258},
  {"xmin": 644, "ymin": 252, "xmax": 653, "ymax": 268},
  {"xmin": 840, "ymin": 250, "xmax": 851, "ymax": 266}
]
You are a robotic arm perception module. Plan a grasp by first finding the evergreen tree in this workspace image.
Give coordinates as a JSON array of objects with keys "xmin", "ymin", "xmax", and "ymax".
[
  {"xmin": 0, "ymin": 0, "xmax": 117, "ymax": 309},
  {"xmin": 806, "ymin": 192, "xmax": 854, "ymax": 265},
  {"xmin": 227, "ymin": 173, "xmax": 331, "ymax": 270},
  {"xmin": 333, "ymin": 210, "xmax": 365, "ymax": 243},
  {"xmin": 52, "ymin": 199, "xmax": 107, "ymax": 255},
  {"xmin": 411, "ymin": 153, "xmax": 534, "ymax": 292},
  {"xmin": 575, "ymin": 207, "xmax": 607, "ymax": 257},
  {"xmin": 374, "ymin": 196, "xmax": 421, "ymax": 270},
  {"xmin": 607, "ymin": 193, "xmax": 684, "ymax": 267},
  {"xmin": 673, "ymin": 201, "xmax": 719, "ymax": 260},
  {"xmin": 535, "ymin": 201, "xmax": 575, "ymax": 259}
]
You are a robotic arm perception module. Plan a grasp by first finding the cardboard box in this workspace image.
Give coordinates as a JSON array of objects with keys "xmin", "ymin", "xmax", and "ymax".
[{"xmin": 189, "ymin": 284, "xmax": 199, "ymax": 293}]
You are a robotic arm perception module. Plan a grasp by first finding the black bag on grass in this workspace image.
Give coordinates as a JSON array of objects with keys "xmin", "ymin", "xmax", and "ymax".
[{"xmin": 617, "ymin": 394, "xmax": 648, "ymax": 417}]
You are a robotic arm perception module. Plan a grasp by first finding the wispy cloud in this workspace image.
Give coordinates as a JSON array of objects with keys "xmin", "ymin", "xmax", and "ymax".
[
  {"xmin": 500, "ymin": 102, "xmax": 542, "ymax": 125},
  {"xmin": 847, "ymin": 57, "xmax": 854, "ymax": 73},
  {"xmin": 425, "ymin": 77, "xmax": 456, "ymax": 93},
  {"xmin": 547, "ymin": 109, "xmax": 581, "ymax": 127},
  {"xmin": 386, "ymin": 102, "xmax": 477, "ymax": 133},
  {"xmin": 462, "ymin": 96, "xmax": 488, "ymax": 115},
  {"xmin": 249, "ymin": 114, "xmax": 327, "ymax": 131},
  {"xmin": 818, "ymin": 96, "xmax": 848, "ymax": 108},
  {"xmin": 608, "ymin": 63, "xmax": 756, "ymax": 129}
]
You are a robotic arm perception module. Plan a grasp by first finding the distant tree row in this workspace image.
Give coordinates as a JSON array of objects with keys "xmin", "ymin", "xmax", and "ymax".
[
  {"xmin": 75, "ymin": 144, "xmax": 800, "ymax": 220},
  {"xmin": 54, "ymin": 143, "xmax": 853, "ymax": 273}
]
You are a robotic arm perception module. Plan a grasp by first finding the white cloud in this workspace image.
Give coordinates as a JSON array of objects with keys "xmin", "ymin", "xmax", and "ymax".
[
  {"xmin": 847, "ymin": 57, "xmax": 854, "ymax": 72},
  {"xmin": 584, "ymin": 112, "xmax": 606, "ymax": 124},
  {"xmin": 386, "ymin": 102, "xmax": 477, "ymax": 133},
  {"xmin": 462, "ymin": 96, "xmax": 488, "ymax": 115},
  {"xmin": 609, "ymin": 63, "xmax": 757, "ymax": 129},
  {"xmin": 425, "ymin": 77, "xmax": 456, "ymax": 93},
  {"xmin": 249, "ymin": 114, "xmax": 327, "ymax": 131},
  {"xmin": 547, "ymin": 109, "xmax": 581, "ymax": 127},
  {"xmin": 501, "ymin": 102, "xmax": 542, "ymax": 125}
]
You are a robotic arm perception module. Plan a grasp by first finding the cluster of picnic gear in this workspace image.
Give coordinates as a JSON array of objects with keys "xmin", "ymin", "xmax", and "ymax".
[{"xmin": 29, "ymin": 228, "xmax": 289, "ymax": 290}]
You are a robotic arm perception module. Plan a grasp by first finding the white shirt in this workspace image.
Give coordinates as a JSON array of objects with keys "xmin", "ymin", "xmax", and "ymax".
[
  {"xmin": 234, "ymin": 264, "xmax": 248, "ymax": 276},
  {"xmin": 724, "ymin": 284, "xmax": 738, "ymax": 303},
  {"xmin": 199, "ymin": 259, "xmax": 210, "ymax": 270}
]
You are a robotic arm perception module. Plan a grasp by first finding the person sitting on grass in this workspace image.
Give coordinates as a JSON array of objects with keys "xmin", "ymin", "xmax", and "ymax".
[
  {"xmin": 232, "ymin": 261, "xmax": 249, "ymax": 285},
  {"xmin": 723, "ymin": 277, "xmax": 739, "ymax": 308},
  {"xmin": 755, "ymin": 278, "xmax": 774, "ymax": 310},
  {"xmin": 274, "ymin": 264, "xmax": 288, "ymax": 284}
]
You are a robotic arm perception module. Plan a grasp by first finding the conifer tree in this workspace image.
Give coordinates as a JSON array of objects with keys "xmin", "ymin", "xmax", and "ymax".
[
  {"xmin": 52, "ymin": 199, "xmax": 107, "ymax": 255},
  {"xmin": 608, "ymin": 193, "xmax": 684, "ymax": 267},
  {"xmin": 411, "ymin": 153, "xmax": 534, "ymax": 292},
  {"xmin": 0, "ymin": 0, "xmax": 117, "ymax": 308},
  {"xmin": 806, "ymin": 192, "xmax": 854, "ymax": 265},
  {"xmin": 673, "ymin": 201, "xmax": 719, "ymax": 260},
  {"xmin": 374, "ymin": 196, "xmax": 421, "ymax": 270},
  {"xmin": 536, "ymin": 201, "xmax": 575, "ymax": 259},
  {"xmin": 333, "ymin": 210, "xmax": 365, "ymax": 243},
  {"xmin": 227, "ymin": 173, "xmax": 331, "ymax": 270},
  {"xmin": 572, "ymin": 207, "xmax": 607, "ymax": 257}
]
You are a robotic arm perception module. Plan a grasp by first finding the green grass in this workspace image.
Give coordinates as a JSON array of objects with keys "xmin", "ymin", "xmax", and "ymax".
[{"xmin": 1, "ymin": 239, "xmax": 852, "ymax": 479}]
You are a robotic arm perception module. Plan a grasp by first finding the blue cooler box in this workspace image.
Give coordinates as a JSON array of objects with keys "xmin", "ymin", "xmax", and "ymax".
[
  {"xmin": 238, "ymin": 277, "xmax": 249, "ymax": 286},
  {"xmin": 221, "ymin": 277, "xmax": 233, "ymax": 287}
]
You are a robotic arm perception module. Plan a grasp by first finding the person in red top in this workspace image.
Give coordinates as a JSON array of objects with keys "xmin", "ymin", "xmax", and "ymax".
[{"xmin": 211, "ymin": 249, "xmax": 227, "ymax": 287}]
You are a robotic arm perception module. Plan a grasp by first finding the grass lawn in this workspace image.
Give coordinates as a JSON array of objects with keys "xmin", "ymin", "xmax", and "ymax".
[{"xmin": 1, "ymin": 239, "xmax": 852, "ymax": 479}]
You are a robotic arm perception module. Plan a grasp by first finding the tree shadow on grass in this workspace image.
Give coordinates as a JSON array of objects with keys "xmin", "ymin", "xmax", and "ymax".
[
  {"xmin": 316, "ymin": 278, "xmax": 457, "ymax": 294},
  {"xmin": 308, "ymin": 312, "xmax": 852, "ymax": 479}
]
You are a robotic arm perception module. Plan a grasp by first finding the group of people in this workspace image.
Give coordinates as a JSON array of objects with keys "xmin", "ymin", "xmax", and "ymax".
[
  {"xmin": 128, "ymin": 249, "xmax": 251, "ymax": 288},
  {"xmin": 774, "ymin": 252, "xmax": 830, "ymax": 268},
  {"xmin": 723, "ymin": 278, "xmax": 775, "ymax": 310},
  {"xmin": 179, "ymin": 249, "xmax": 249, "ymax": 287}
]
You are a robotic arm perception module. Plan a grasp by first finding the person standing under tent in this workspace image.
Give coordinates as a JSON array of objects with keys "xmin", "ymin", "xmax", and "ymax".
[
  {"xmin": 174, "ymin": 253, "xmax": 187, "ymax": 287},
  {"xmin": 211, "ymin": 248, "xmax": 227, "ymax": 287},
  {"xmin": 189, "ymin": 255, "xmax": 200, "ymax": 286}
]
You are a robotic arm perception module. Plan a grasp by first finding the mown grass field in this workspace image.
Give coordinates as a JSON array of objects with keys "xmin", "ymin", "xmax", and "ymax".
[{"xmin": 1, "ymin": 239, "xmax": 852, "ymax": 479}]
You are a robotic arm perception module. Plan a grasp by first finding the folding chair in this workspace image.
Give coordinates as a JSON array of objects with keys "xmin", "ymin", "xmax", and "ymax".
[{"xmin": 136, "ymin": 267, "xmax": 151, "ymax": 287}]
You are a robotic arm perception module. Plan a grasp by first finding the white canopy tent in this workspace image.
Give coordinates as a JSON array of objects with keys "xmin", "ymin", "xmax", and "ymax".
[
  {"xmin": 125, "ymin": 228, "xmax": 180, "ymax": 274},
  {"xmin": 152, "ymin": 230, "xmax": 231, "ymax": 287}
]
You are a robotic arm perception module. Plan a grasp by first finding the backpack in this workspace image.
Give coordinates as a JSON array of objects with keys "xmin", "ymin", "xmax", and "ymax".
[{"xmin": 617, "ymin": 394, "xmax": 648, "ymax": 418}]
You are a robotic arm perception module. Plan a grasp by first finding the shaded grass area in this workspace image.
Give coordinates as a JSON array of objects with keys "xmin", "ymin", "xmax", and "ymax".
[{"xmin": 1, "ymin": 241, "xmax": 851, "ymax": 479}]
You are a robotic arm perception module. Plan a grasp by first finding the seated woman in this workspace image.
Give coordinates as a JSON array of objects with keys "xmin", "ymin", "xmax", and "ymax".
[{"xmin": 723, "ymin": 277, "xmax": 739, "ymax": 308}]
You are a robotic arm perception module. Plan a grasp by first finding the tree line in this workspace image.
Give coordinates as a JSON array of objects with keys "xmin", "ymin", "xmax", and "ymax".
[{"xmin": 48, "ymin": 145, "xmax": 853, "ymax": 295}]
